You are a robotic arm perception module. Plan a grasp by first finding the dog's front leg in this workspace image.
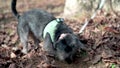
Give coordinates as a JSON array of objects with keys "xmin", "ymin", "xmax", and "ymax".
[
  {"xmin": 31, "ymin": 35, "xmax": 40, "ymax": 50},
  {"xmin": 43, "ymin": 32, "xmax": 55, "ymax": 56}
]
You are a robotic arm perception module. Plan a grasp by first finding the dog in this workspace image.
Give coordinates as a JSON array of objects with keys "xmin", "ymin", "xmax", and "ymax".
[{"xmin": 11, "ymin": 0, "xmax": 85, "ymax": 63}]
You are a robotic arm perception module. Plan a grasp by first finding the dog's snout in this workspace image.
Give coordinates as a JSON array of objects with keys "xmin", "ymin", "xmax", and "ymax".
[{"xmin": 65, "ymin": 57, "xmax": 73, "ymax": 64}]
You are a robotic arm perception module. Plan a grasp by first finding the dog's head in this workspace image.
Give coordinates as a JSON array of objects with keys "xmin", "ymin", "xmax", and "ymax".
[
  {"xmin": 43, "ymin": 33, "xmax": 85, "ymax": 63},
  {"xmin": 54, "ymin": 33, "xmax": 85, "ymax": 63}
]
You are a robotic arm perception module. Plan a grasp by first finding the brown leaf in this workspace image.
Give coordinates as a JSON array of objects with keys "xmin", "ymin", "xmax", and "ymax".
[
  {"xmin": 42, "ymin": 63, "xmax": 52, "ymax": 68},
  {"xmin": 22, "ymin": 50, "xmax": 35, "ymax": 59},
  {"xmin": 104, "ymin": 27, "xmax": 119, "ymax": 34},
  {"xmin": 101, "ymin": 49, "xmax": 114, "ymax": 59},
  {"xmin": 10, "ymin": 52, "xmax": 16, "ymax": 58},
  {"xmin": 11, "ymin": 35, "xmax": 18, "ymax": 44},
  {"xmin": 9, "ymin": 63, "xmax": 16, "ymax": 68},
  {"xmin": 91, "ymin": 55, "xmax": 102, "ymax": 64}
]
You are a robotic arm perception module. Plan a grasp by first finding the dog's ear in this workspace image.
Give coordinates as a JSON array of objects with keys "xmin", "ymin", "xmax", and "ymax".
[
  {"xmin": 43, "ymin": 32, "xmax": 55, "ymax": 55},
  {"xmin": 74, "ymin": 34, "xmax": 86, "ymax": 50},
  {"xmin": 77, "ymin": 40, "xmax": 86, "ymax": 50}
]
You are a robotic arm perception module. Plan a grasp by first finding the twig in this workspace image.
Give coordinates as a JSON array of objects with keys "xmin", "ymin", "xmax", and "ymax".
[{"xmin": 79, "ymin": 0, "xmax": 106, "ymax": 34}]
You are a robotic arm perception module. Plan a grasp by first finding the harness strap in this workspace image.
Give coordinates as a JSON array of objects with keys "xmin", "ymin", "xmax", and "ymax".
[{"xmin": 43, "ymin": 18, "xmax": 64, "ymax": 42}]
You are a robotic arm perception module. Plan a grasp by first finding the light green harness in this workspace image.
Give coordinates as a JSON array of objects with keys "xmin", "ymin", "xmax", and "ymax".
[{"xmin": 43, "ymin": 18, "xmax": 64, "ymax": 42}]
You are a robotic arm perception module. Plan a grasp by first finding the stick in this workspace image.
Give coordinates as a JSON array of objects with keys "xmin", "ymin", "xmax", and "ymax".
[{"xmin": 79, "ymin": 0, "xmax": 106, "ymax": 34}]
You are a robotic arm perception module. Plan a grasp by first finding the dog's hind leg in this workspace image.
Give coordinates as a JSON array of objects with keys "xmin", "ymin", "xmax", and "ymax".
[
  {"xmin": 17, "ymin": 23, "xmax": 29, "ymax": 54},
  {"xmin": 29, "ymin": 30, "xmax": 40, "ymax": 50}
]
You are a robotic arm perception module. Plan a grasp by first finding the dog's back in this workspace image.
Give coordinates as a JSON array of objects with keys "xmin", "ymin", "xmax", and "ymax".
[
  {"xmin": 19, "ymin": 9, "xmax": 56, "ymax": 39},
  {"xmin": 11, "ymin": 0, "xmax": 56, "ymax": 39}
]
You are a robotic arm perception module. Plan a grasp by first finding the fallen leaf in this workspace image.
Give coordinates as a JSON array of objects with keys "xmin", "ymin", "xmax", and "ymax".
[
  {"xmin": 101, "ymin": 49, "xmax": 114, "ymax": 59},
  {"xmin": 104, "ymin": 27, "xmax": 119, "ymax": 34},
  {"xmin": 10, "ymin": 52, "xmax": 16, "ymax": 58},
  {"xmin": 91, "ymin": 55, "xmax": 102, "ymax": 64},
  {"xmin": 9, "ymin": 63, "xmax": 16, "ymax": 68}
]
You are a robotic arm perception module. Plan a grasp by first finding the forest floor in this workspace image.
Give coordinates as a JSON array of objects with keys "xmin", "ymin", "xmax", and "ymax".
[{"xmin": 0, "ymin": 0, "xmax": 120, "ymax": 68}]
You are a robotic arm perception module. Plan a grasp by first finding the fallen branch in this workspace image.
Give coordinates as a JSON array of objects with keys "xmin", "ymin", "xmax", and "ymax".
[{"xmin": 79, "ymin": 0, "xmax": 106, "ymax": 34}]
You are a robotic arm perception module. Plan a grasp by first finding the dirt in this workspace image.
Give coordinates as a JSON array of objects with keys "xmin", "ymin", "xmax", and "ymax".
[{"xmin": 0, "ymin": 0, "xmax": 120, "ymax": 68}]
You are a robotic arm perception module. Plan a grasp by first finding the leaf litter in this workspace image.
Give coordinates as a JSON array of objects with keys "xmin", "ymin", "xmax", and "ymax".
[{"xmin": 0, "ymin": 1, "xmax": 120, "ymax": 68}]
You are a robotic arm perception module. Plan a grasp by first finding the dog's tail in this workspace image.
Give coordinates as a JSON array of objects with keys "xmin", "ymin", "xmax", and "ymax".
[{"xmin": 11, "ymin": 0, "xmax": 20, "ymax": 19}]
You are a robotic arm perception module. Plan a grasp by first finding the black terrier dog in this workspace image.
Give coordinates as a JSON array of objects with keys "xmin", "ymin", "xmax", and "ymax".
[{"xmin": 11, "ymin": 0, "xmax": 85, "ymax": 63}]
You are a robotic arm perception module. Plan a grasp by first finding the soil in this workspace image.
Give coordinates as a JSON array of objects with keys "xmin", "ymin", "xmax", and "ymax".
[{"xmin": 0, "ymin": 0, "xmax": 120, "ymax": 68}]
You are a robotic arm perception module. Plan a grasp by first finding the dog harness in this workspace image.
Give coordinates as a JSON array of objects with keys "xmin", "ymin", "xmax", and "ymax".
[{"xmin": 43, "ymin": 18, "xmax": 64, "ymax": 42}]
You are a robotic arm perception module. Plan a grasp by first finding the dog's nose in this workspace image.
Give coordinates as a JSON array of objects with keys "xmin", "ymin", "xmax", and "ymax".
[{"xmin": 65, "ymin": 57, "xmax": 73, "ymax": 64}]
